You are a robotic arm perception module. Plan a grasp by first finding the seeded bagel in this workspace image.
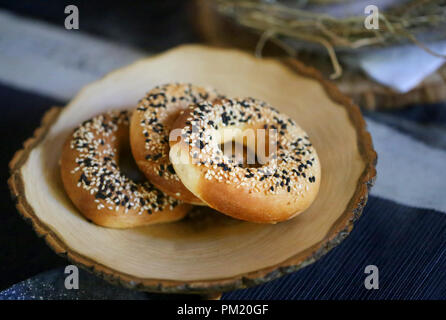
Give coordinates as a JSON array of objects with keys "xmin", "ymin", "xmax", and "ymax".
[
  {"xmin": 60, "ymin": 110, "xmax": 191, "ymax": 228},
  {"xmin": 130, "ymin": 83, "xmax": 221, "ymax": 205},
  {"xmin": 169, "ymin": 98, "xmax": 321, "ymax": 223}
]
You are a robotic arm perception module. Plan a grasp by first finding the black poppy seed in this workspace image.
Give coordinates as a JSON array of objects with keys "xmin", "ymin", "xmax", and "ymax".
[
  {"xmin": 178, "ymin": 97, "xmax": 318, "ymax": 195},
  {"xmin": 167, "ymin": 164, "xmax": 175, "ymax": 174},
  {"xmin": 95, "ymin": 192, "xmax": 106, "ymax": 200},
  {"xmin": 152, "ymin": 154, "xmax": 162, "ymax": 161}
]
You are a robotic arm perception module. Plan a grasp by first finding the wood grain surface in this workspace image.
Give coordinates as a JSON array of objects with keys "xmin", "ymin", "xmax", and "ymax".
[{"xmin": 9, "ymin": 45, "xmax": 376, "ymax": 293}]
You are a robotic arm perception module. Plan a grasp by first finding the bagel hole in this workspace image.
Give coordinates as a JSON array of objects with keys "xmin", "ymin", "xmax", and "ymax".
[
  {"xmin": 219, "ymin": 140, "xmax": 264, "ymax": 168},
  {"xmin": 118, "ymin": 144, "xmax": 146, "ymax": 183}
]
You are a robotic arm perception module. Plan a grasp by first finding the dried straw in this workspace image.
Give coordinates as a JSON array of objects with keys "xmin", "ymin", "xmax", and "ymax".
[{"xmin": 214, "ymin": 0, "xmax": 446, "ymax": 78}]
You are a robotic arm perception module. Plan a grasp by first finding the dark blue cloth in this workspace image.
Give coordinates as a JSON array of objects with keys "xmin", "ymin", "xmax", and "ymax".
[
  {"xmin": 1, "ymin": 196, "xmax": 444, "ymax": 300},
  {"xmin": 365, "ymin": 104, "xmax": 446, "ymax": 150},
  {"xmin": 0, "ymin": 268, "xmax": 199, "ymax": 300},
  {"xmin": 222, "ymin": 197, "xmax": 446, "ymax": 300}
]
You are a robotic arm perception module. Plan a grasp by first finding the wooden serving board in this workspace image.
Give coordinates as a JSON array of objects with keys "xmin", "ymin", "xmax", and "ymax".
[{"xmin": 9, "ymin": 45, "xmax": 376, "ymax": 293}]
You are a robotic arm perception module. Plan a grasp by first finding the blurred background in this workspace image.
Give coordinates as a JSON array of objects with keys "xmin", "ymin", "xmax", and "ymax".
[{"xmin": 1, "ymin": 0, "xmax": 445, "ymax": 299}]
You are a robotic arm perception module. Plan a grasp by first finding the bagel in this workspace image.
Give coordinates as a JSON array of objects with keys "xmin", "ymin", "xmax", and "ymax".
[
  {"xmin": 60, "ymin": 110, "xmax": 191, "ymax": 229},
  {"xmin": 169, "ymin": 98, "xmax": 321, "ymax": 223},
  {"xmin": 130, "ymin": 83, "xmax": 221, "ymax": 205}
]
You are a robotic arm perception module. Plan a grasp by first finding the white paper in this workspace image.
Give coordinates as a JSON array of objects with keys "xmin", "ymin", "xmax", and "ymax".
[{"xmin": 357, "ymin": 42, "xmax": 446, "ymax": 93}]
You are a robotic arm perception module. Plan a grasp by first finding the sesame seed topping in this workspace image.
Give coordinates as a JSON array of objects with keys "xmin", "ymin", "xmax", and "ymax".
[
  {"xmin": 135, "ymin": 83, "xmax": 221, "ymax": 182},
  {"xmin": 69, "ymin": 110, "xmax": 181, "ymax": 215},
  {"xmin": 179, "ymin": 98, "xmax": 319, "ymax": 196}
]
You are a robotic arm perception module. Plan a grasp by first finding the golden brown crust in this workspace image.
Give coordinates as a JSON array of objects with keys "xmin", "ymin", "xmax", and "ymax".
[
  {"xmin": 129, "ymin": 83, "xmax": 221, "ymax": 205},
  {"xmin": 8, "ymin": 46, "xmax": 377, "ymax": 294},
  {"xmin": 60, "ymin": 111, "xmax": 191, "ymax": 229},
  {"xmin": 130, "ymin": 110, "xmax": 203, "ymax": 205},
  {"xmin": 170, "ymin": 98, "xmax": 321, "ymax": 223}
]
